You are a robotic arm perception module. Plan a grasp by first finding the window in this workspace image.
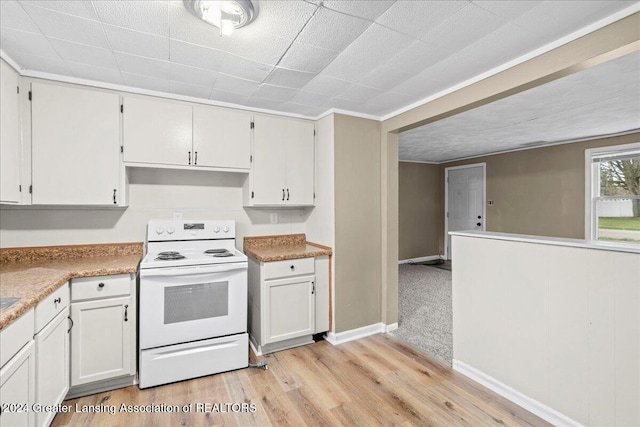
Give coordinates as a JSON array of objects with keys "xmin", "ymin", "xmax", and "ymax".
[{"xmin": 585, "ymin": 142, "xmax": 640, "ymax": 245}]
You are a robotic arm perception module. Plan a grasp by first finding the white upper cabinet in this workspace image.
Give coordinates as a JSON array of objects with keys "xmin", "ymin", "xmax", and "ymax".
[
  {"xmin": 122, "ymin": 96, "xmax": 192, "ymax": 166},
  {"xmin": 0, "ymin": 61, "xmax": 22, "ymax": 204},
  {"xmin": 31, "ymin": 82, "xmax": 122, "ymax": 206},
  {"xmin": 245, "ymin": 114, "xmax": 315, "ymax": 207},
  {"xmin": 193, "ymin": 106, "xmax": 251, "ymax": 170}
]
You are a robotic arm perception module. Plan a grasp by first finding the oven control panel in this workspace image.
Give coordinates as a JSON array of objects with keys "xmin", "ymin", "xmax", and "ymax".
[{"xmin": 148, "ymin": 220, "xmax": 236, "ymax": 241}]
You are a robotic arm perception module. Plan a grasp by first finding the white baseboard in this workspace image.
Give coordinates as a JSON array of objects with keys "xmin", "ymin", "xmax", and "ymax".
[
  {"xmin": 398, "ymin": 255, "xmax": 443, "ymax": 265},
  {"xmin": 325, "ymin": 322, "xmax": 396, "ymax": 345},
  {"xmin": 249, "ymin": 339, "xmax": 261, "ymax": 357},
  {"xmin": 452, "ymin": 360, "xmax": 584, "ymax": 427}
]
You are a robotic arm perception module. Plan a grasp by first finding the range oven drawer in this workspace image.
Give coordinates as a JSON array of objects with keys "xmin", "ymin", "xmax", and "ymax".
[{"xmin": 139, "ymin": 333, "xmax": 248, "ymax": 389}]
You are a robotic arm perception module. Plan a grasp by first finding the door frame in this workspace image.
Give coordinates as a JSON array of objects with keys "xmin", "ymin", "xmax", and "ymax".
[{"xmin": 444, "ymin": 162, "xmax": 486, "ymax": 260}]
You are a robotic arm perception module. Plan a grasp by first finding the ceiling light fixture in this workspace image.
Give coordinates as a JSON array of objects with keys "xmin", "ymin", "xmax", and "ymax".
[{"xmin": 183, "ymin": 0, "xmax": 257, "ymax": 37}]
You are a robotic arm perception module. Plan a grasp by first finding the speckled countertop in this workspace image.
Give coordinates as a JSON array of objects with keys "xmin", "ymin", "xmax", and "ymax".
[
  {"xmin": 243, "ymin": 234, "xmax": 332, "ymax": 262},
  {"xmin": 0, "ymin": 242, "xmax": 143, "ymax": 330}
]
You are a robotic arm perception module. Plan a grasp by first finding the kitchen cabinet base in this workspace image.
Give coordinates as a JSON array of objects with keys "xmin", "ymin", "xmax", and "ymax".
[
  {"xmin": 65, "ymin": 375, "xmax": 136, "ymax": 400},
  {"xmin": 249, "ymin": 334, "xmax": 313, "ymax": 356}
]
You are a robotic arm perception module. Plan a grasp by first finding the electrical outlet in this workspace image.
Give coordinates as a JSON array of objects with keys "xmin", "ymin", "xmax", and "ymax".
[
  {"xmin": 173, "ymin": 212, "xmax": 183, "ymax": 220},
  {"xmin": 270, "ymin": 213, "xmax": 278, "ymax": 224}
]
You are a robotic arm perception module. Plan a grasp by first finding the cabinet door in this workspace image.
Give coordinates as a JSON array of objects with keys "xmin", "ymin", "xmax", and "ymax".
[
  {"xmin": 35, "ymin": 309, "xmax": 69, "ymax": 427},
  {"xmin": 70, "ymin": 297, "xmax": 132, "ymax": 386},
  {"xmin": 263, "ymin": 276, "xmax": 315, "ymax": 344},
  {"xmin": 0, "ymin": 61, "xmax": 22, "ymax": 204},
  {"xmin": 122, "ymin": 96, "xmax": 192, "ymax": 166},
  {"xmin": 193, "ymin": 106, "xmax": 251, "ymax": 170},
  {"xmin": 31, "ymin": 82, "xmax": 120, "ymax": 205},
  {"xmin": 252, "ymin": 115, "xmax": 286, "ymax": 205},
  {"xmin": 285, "ymin": 120, "xmax": 315, "ymax": 205},
  {"xmin": 0, "ymin": 341, "xmax": 35, "ymax": 427}
]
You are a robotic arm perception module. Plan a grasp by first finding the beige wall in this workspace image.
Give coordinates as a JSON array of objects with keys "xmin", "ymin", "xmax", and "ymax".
[
  {"xmin": 442, "ymin": 133, "xmax": 640, "ymax": 239},
  {"xmin": 398, "ymin": 162, "xmax": 442, "ymax": 259},
  {"xmin": 333, "ymin": 114, "xmax": 382, "ymax": 333}
]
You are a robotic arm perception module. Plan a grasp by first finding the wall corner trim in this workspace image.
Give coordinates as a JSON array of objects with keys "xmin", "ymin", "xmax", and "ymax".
[
  {"xmin": 452, "ymin": 360, "xmax": 584, "ymax": 427},
  {"xmin": 398, "ymin": 255, "xmax": 443, "ymax": 265},
  {"xmin": 324, "ymin": 322, "xmax": 394, "ymax": 345}
]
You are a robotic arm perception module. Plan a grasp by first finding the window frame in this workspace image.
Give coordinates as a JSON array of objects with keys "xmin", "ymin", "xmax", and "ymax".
[{"xmin": 584, "ymin": 141, "xmax": 640, "ymax": 246}]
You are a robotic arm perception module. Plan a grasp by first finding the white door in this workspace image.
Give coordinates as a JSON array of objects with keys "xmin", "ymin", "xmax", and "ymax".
[
  {"xmin": 446, "ymin": 165, "xmax": 485, "ymax": 260},
  {"xmin": 263, "ymin": 276, "xmax": 315, "ymax": 344},
  {"xmin": 70, "ymin": 297, "xmax": 132, "ymax": 386},
  {"xmin": 31, "ymin": 83, "xmax": 121, "ymax": 205},
  {"xmin": 285, "ymin": 120, "xmax": 315, "ymax": 205},
  {"xmin": 0, "ymin": 61, "xmax": 22, "ymax": 204},
  {"xmin": 193, "ymin": 106, "xmax": 251, "ymax": 169},
  {"xmin": 122, "ymin": 96, "xmax": 192, "ymax": 166},
  {"xmin": 252, "ymin": 115, "xmax": 286, "ymax": 205},
  {"xmin": 0, "ymin": 341, "xmax": 35, "ymax": 427}
]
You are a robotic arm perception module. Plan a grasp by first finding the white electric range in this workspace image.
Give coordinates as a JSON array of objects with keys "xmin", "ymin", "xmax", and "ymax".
[{"xmin": 138, "ymin": 220, "xmax": 248, "ymax": 389}]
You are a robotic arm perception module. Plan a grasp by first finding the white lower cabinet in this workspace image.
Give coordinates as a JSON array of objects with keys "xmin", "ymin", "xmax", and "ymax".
[
  {"xmin": 263, "ymin": 276, "xmax": 315, "ymax": 344},
  {"xmin": 69, "ymin": 274, "xmax": 135, "ymax": 389},
  {"xmin": 35, "ymin": 310, "xmax": 69, "ymax": 427},
  {"xmin": 0, "ymin": 340, "xmax": 36, "ymax": 427}
]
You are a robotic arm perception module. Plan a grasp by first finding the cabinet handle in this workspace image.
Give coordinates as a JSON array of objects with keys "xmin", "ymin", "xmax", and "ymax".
[
  {"xmin": 287, "ymin": 189, "xmax": 290, "ymax": 201},
  {"xmin": 124, "ymin": 304, "xmax": 129, "ymax": 322},
  {"xmin": 282, "ymin": 189, "xmax": 285, "ymax": 201},
  {"xmin": 312, "ymin": 281, "xmax": 315, "ymax": 295},
  {"xmin": 194, "ymin": 151, "xmax": 198, "ymax": 165},
  {"xmin": 113, "ymin": 189, "xmax": 117, "ymax": 204},
  {"xmin": 98, "ymin": 282, "xmax": 105, "ymax": 288},
  {"xmin": 67, "ymin": 316, "xmax": 74, "ymax": 333},
  {"xmin": 188, "ymin": 151, "xmax": 191, "ymax": 165},
  {"xmin": 54, "ymin": 297, "xmax": 61, "ymax": 304}
]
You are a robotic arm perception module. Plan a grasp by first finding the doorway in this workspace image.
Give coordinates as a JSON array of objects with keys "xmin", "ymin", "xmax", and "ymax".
[{"xmin": 444, "ymin": 163, "xmax": 486, "ymax": 260}]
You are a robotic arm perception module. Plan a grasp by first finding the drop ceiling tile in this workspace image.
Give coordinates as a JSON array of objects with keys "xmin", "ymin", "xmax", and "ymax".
[
  {"xmin": 303, "ymin": 74, "xmax": 352, "ymax": 97},
  {"xmin": 219, "ymin": 54, "xmax": 273, "ymax": 82},
  {"xmin": 169, "ymin": 39, "xmax": 225, "ymax": 70},
  {"xmin": 169, "ymin": 62, "xmax": 218, "ymax": 87},
  {"xmin": 368, "ymin": 91, "xmax": 415, "ymax": 109},
  {"xmin": 21, "ymin": 3, "xmax": 109, "ymax": 48},
  {"xmin": 288, "ymin": 90, "xmax": 331, "ymax": 107},
  {"xmin": 209, "ymin": 88, "xmax": 250, "ymax": 105},
  {"xmin": 422, "ymin": 3, "xmax": 506, "ymax": 52},
  {"xmin": 376, "ymin": 1, "xmax": 467, "ymax": 39},
  {"xmin": 340, "ymin": 23, "xmax": 415, "ymax": 65},
  {"xmin": 93, "ymin": 0, "xmax": 169, "ymax": 36},
  {"xmin": 122, "ymin": 72, "xmax": 170, "ymax": 92},
  {"xmin": 357, "ymin": 63, "xmax": 414, "ymax": 90},
  {"xmin": 224, "ymin": 27, "xmax": 291, "ymax": 66},
  {"xmin": 252, "ymin": 84, "xmax": 297, "ymax": 102},
  {"xmin": 51, "ymin": 38, "xmax": 118, "ymax": 68},
  {"xmin": 67, "ymin": 61, "xmax": 124, "ymax": 85},
  {"xmin": 168, "ymin": 5, "xmax": 231, "ymax": 51},
  {"xmin": 249, "ymin": 0, "xmax": 317, "ymax": 40},
  {"xmin": 278, "ymin": 41, "xmax": 339, "ymax": 73},
  {"xmin": 245, "ymin": 96, "xmax": 284, "ymax": 110},
  {"xmin": 296, "ymin": 7, "xmax": 372, "ymax": 52},
  {"xmin": 114, "ymin": 51, "xmax": 169, "ymax": 79},
  {"xmin": 278, "ymin": 102, "xmax": 326, "ymax": 117},
  {"xmin": 104, "ymin": 24, "xmax": 169, "ymax": 60},
  {"xmin": 5, "ymin": 51, "xmax": 71, "ymax": 75},
  {"xmin": 264, "ymin": 67, "xmax": 316, "ymax": 89},
  {"xmin": 471, "ymin": 1, "xmax": 542, "ymax": 21},
  {"xmin": 392, "ymin": 73, "xmax": 441, "ymax": 97},
  {"xmin": 0, "ymin": 27, "xmax": 59, "ymax": 58},
  {"xmin": 387, "ymin": 40, "xmax": 451, "ymax": 77},
  {"xmin": 354, "ymin": 102, "xmax": 384, "ymax": 115},
  {"xmin": 0, "ymin": 1, "xmax": 39, "ymax": 33},
  {"xmin": 324, "ymin": 97, "xmax": 366, "ymax": 112},
  {"xmin": 20, "ymin": 1, "xmax": 99, "ymax": 20},
  {"xmin": 323, "ymin": 0, "xmax": 396, "ymax": 21},
  {"xmin": 336, "ymin": 84, "xmax": 384, "ymax": 103},
  {"xmin": 214, "ymin": 73, "xmax": 260, "ymax": 97},
  {"xmin": 169, "ymin": 80, "xmax": 212, "ymax": 98},
  {"xmin": 320, "ymin": 51, "xmax": 380, "ymax": 82}
]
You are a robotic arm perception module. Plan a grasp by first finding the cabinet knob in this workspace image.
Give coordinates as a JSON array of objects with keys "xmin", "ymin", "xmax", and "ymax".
[
  {"xmin": 54, "ymin": 297, "xmax": 61, "ymax": 304},
  {"xmin": 290, "ymin": 265, "xmax": 295, "ymax": 271},
  {"xmin": 98, "ymin": 282, "xmax": 105, "ymax": 288}
]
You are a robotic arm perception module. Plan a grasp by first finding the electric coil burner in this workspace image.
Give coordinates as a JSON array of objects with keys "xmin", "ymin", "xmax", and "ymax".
[{"xmin": 138, "ymin": 220, "xmax": 248, "ymax": 389}]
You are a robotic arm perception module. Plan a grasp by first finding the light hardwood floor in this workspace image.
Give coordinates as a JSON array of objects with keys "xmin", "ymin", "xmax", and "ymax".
[{"xmin": 52, "ymin": 334, "xmax": 550, "ymax": 426}]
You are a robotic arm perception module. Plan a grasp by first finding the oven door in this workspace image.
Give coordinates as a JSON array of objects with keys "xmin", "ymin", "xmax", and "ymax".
[{"xmin": 139, "ymin": 262, "xmax": 247, "ymax": 349}]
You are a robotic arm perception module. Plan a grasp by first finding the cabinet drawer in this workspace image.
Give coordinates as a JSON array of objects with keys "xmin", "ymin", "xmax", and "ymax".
[
  {"xmin": 0, "ymin": 309, "xmax": 34, "ymax": 368},
  {"xmin": 35, "ymin": 283, "xmax": 69, "ymax": 333},
  {"xmin": 264, "ymin": 257, "xmax": 314, "ymax": 280},
  {"xmin": 71, "ymin": 275, "xmax": 131, "ymax": 302}
]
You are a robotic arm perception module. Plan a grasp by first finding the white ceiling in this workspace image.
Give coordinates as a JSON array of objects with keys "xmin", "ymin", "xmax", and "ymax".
[
  {"xmin": 399, "ymin": 50, "xmax": 640, "ymax": 162},
  {"xmin": 0, "ymin": 0, "xmax": 638, "ymax": 119}
]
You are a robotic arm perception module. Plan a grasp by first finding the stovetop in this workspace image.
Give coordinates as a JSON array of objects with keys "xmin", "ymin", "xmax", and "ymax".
[{"xmin": 141, "ymin": 245, "xmax": 247, "ymax": 269}]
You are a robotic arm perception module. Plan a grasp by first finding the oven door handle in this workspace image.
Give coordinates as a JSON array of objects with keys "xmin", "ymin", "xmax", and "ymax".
[{"xmin": 141, "ymin": 263, "xmax": 247, "ymax": 277}]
